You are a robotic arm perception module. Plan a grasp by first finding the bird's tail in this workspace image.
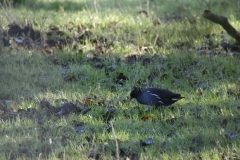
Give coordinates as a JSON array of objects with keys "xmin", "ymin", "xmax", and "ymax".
[{"xmin": 172, "ymin": 97, "xmax": 184, "ymax": 101}]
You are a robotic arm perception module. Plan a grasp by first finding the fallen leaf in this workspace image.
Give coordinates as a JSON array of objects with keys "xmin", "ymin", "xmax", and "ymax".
[
  {"xmin": 97, "ymin": 101, "xmax": 105, "ymax": 106},
  {"xmin": 224, "ymin": 132, "xmax": 240, "ymax": 139},
  {"xmin": 107, "ymin": 64, "xmax": 117, "ymax": 72},
  {"xmin": 115, "ymin": 73, "xmax": 128, "ymax": 85},
  {"xmin": 14, "ymin": 37, "xmax": 24, "ymax": 44},
  {"xmin": 229, "ymin": 134, "xmax": 240, "ymax": 139},
  {"xmin": 49, "ymin": 25, "xmax": 59, "ymax": 31},
  {"xmin": 140, "ymin": 138, "xmax": 153, "ymax": 146},
  {"xmin": 72, "ymin": 120, "xmax": 84, "ymax": 126},
  {"xmin": 88, "ymin": 149, "xmax": 100, "ymax": 160},
  {"xmin": 81, "ymin": 106, "xmax": 91, "ymax": 115},
  {"xmin": 38, "ymin": 135, "xmax": 45, "ymax": 141},
  {"xmin": 221, "ymin": 150, "xmax": 228, "ymax": 160},
  {"xmin": 94, "ymin": 44, "xmax": 105, "ymax": 55},
  {"xmin": 56, "ymin": 30, "xmax": 65, "ymax": 36},
  {"xmin": 166, "ymin": 116, "xmax": 177, "ymax": 124},
  {"xmin": 159, "ymin": 141, "xmax": 166, "ymax": 148},
  {"xmin": 210, "ymin": 105, "xmax": 222, "ymax": 115},
  {"xmin": 0, "ymin": 100, "xmax": 7, "ymax": 112},
  {"xmin": 78, "ymin": 74, "xmax": 89, "ymax": 80},
  {"xmin": 192, "ymin": 136, "xmax": 202, "ymax": 145},
  {"xmin": 11, "ymin": 102, "xmax": 18, "ymax": 112},
  {"xmin": 56, "ymin": 102, "xmax": 79, "ymax": 116},
  {"xmin": 221, "ymin": 119, "xmax": 228, "ymax": 128},
  {"xmin": 37, "ymin": 117, "xmax": 46, "ymax": 124},
  {"xmin": 126, "ymin": 153, "xmax": 140, "ymax": 160},
  {"xmin": 141, "ymin": 115, "xmax": 152, "ymax": 120},
  {"xmin": 85, "ymin": 136, "xmax": 93, "ymax": 143},
  {"xmin": 74, "ymin": 125, "xmax": 84, "ymax": 134},
  {"xmin": 84, "ymin": 99, "xmax": 93, "ymax": 105},
  {"xmin": 77, "ymin": 24, "xmax": 83, "ymax": 33},
  {"xmin": 44, "ymin": 46, "xmax": 54, "ymax": 54},
  {"xmin": 20, "ymin": 148, "xmax": 31, "ymax": 157},
  {"xmin": 106, "ymin": 107, "xmax": 117, "ymax": 114},
  {"xmin": 103, "ymin": 112, "xmax": 115, "ymax": 123},
  {"xmin": 40, "ymin": 99, "xmax": 57, "ymax": 113}
]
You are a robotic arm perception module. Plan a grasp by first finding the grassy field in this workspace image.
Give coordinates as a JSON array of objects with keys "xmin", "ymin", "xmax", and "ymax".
[{"xmin": 0, "ymin": 0, "xmax": 240, "ymax": 159}]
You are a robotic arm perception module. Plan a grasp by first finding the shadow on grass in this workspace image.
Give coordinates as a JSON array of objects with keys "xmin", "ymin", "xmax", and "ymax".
[
  {"xmin": 15, "ymin": 1, "xmax": 86, "ymax": 12},
  {"xmin": 13, "ymin": 0, "xmax": 143, "ymax": 13}
]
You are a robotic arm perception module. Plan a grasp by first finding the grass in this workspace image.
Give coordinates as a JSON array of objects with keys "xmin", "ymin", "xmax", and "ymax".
[{"xmin": 0, "ymin": 0, "xmax": 240, "ymax": 159}]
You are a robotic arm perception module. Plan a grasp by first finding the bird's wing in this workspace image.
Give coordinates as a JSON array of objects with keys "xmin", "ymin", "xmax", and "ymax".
[
  {"xmin": 143, "ymin": 90, "xmax": 164, "ymax": 105},
  {"xmin": 147, "ymin": 88, "xmax": 181, "ymax": 98}
]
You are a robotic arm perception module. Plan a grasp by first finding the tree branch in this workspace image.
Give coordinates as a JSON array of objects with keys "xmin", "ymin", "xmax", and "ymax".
[{"xmin": 203, "ymin": 10, "xmax": 240, "ymax": 44}]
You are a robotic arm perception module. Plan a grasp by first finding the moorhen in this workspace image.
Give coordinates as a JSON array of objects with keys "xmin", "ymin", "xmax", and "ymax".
[{"xmin": 130, "ymin": 88, "xmax": 184, "ymax": 107}]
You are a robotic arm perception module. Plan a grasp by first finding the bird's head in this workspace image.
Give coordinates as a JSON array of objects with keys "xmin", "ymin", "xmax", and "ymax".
[{"xmin": 130, "ymin": 89, "xmax": 141, "ymax": 100}]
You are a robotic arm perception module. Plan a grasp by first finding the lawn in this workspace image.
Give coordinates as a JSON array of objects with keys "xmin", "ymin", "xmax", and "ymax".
[{"xmin": 0, "ymin": 0, "xmax": 240, "ymax": 159}]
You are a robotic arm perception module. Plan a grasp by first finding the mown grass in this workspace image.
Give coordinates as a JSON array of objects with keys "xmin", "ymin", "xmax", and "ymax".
[{"xmin": 0, "ymin": 0, "xmax": 240, "ymax": 159}]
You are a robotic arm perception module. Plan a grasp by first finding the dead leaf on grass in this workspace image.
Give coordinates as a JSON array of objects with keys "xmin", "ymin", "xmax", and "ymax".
[
  {"xmin": 56, "ymin": 102, "xmax": 80, "ymax": 116},
  {"xmin": 221, "ymin": 119, "xmax": 228, "ymax": 128},
  {"xmin": 125, "ymin": 54, "xmax": 137, "ymax": 65},
  {"xmin": 61, "ymin": 135, "xmax": 71, "ymax": 146},
  {"xmin": 159, "ymin": 141, "xmax": 166, "ymax": 148},
  {"xmin": 97, "ymin": 100, "xmax": 105, "ymax": 106},
  {"xmin": 38, "ymin": 135, "xmax": 46, "ymax": 141},
  {"xmin": 88, "ymin": 149, "xmax": 100, "ymax": 160},
  {"xmin": 107, "ymin": 64, "xmax": 117, "ymax": 72},
  {"xmin": 78, "ymin": 74, "xmax": 89, "ymax": 80},
  {"xmin": 165, "ymin": 116, "xmax": 177, "ymax": 124},
  {"xmin": 11, "ymin": 102, "xmax": 18, "ymax": 112},
  {"xmin": 141, "ymin": 115, "xmax": 152, "ymax": 120},
  {"xmin": 125, "ymin": 153, "xmax": 140, "ymax": 160},
  {"xmin": 0, "ymin": 112, "xmax": 18, "ymax": 121},
  {"xmin": 57, "ymin": 151, "xmax": 72, "ymax": 159},
  {"xmin": 81, "ymin": 106, "xmax": 91, "ymax": 115},
  {"xmin": 84, "ymin": 99, "xmax": 93, "ymax": 105},
  {"xmin": 44, "ymin": 46, "xmax": 55, "ymax": 54},
  {"xmin": 103, "ymin": 107, "xmax": 116, "ymax": 122},
  {"xmin": 94, "ymin": 44, "xmax": 105, "ymax": 55},
  {"xmin": 210, "ymin": 105, "xmax": 222, "ymax": 115},
  {"xmin": 140, "ymin": 138, "xmax": 153, "ymax": 146},
  {"xmin": 148, "ymin": 71, "xmax": 158, "ymax": 82},
  {"xmin": 224, "ymin": 132, "xmax": 240, "ymax": 139},
  {"xmin": 115, "ymin": 73, "xmax": 128, "ymax": 85},
  {"xmin": 49, "ymin": 25, "xmax": 59, "ymax": 31},
  {"xmin": 0, "ymin": 100, "xmax": 7, "ymax": 112},
  {"xmin": 192, "ymin": 136, "xmax": 202, "ymax": 145},
  {"xmin": 74, "ymin": 125, "xmax": 85, "ymax": 134},
  {"xmin": 20, "ymin": 148, "xmax": 31, "ymax": 157},
  {"xmin": 37, "ymin": 116, "xmax": 46, "ymax": 125},
  {"xmin": 77, "ymin": 24, "xmax": 83, "ymax": 33},
  {"xmin": 138, "ymin": 10, "xmax": 148, "ymax": 17},
  {"xmin": 106, "ymin": 107, "xmax": 117, "ymax": 114},
  {"xmin": 40, "ymin": 99, "xmax": 57, "ymax": 113}
]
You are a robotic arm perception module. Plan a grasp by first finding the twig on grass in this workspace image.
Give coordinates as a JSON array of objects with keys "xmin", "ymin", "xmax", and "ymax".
[
  {"xmin": 110, "ymin": 121, "xmax": 119, "ymax": 160},
  {"xmin": 94, "ymin": 0, "xmax": 98, "ymax": 14}
]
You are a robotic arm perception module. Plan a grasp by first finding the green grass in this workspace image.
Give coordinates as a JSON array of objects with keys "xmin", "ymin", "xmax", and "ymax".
[{"xmin": 0, "ymin": 0, "xmax": 240, "ymax": 159}]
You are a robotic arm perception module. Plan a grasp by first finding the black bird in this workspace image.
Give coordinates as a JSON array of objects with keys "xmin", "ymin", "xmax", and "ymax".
[{"xmin": 130, "ymin": 88, "xmax": 184, "ymax": 107}]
